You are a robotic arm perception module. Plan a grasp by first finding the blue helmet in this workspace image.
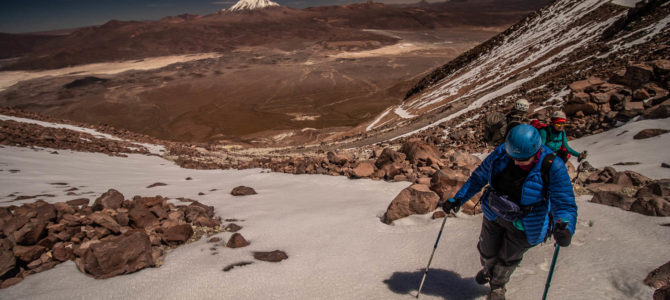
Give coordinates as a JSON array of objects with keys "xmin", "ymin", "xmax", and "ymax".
[{"xmin": 505, "ymin": 124, "xmax": 542, "ymax": 159}]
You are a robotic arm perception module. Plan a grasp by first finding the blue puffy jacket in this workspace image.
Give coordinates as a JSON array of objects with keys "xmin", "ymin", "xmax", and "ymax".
[{"xmin": 454, "ymin": 144, "xmax": 577, "ymax": 245}]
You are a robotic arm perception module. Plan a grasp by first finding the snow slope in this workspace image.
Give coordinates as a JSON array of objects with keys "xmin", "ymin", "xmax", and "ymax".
[
  {"xmin": 1, "ymin": 117, "xmax": 669, "ymax": 299},
  {"xmin": 228, "ymin": 0, "xmax": 279, "ymax": 11}
]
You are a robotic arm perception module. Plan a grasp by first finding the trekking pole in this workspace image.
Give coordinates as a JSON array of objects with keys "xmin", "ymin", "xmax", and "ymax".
[
  {"xmin": 416, "ymin": 214, "xmax": 448, "ymax": 298},
  {"xmin": 542, "ymin": 243, "xmax": 561, "ymax": 300}
]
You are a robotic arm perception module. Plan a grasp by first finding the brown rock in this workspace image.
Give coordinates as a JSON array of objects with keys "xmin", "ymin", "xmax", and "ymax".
[
  {"xmin": 636, "ymin": 180, "xmax": 670, "ymax": 198},
  {"xmin": 162, "ymin": 224, "xmax": 194, "ymax": 245},
  {"xmin": 633, "ymin": 129, "xmax": 669, "ymax": 140},
  {"xmin": 88, "ymin": 212, "xmax": 121, "ymax": 233},
  {"xmin": 224, "ymin": 223, "xmax": 242, "ymax": 232},
  {"xmin": 79, "ymin": 230, "xmax": 153, "ymax": 279},
  {"xmin": 226, "ymin": 233, "xmax": 250, "ymax": 248},
  {"xmin": 350, "ymin": 161, "xmax": 375, "ymax": 178},
  {"xmin": 591, "ymin": 92, "xmax": 611, "ymax": 104},
  {"xmin": 52, "ymin": 244, "xmax": 74, "ymax": 262},
  {"xmin": 401, "ymin": 139, "xmax": 443, "ymax": 166},
  {"xmin": 653, "ymin": 286, "xmax": 670, "ymax": 300},
  {"xmin": 193, "ymin": 216, "xmax": 220, "ymax": 228},
  {"xmin": 327, "ymin": 151, "xmax": 350, "ymax": 166},
  {"xmin": 645, "ymin": 260, "xmax": 670, "ymax": 289},
  {"xmin": 146, "ymin": 182, "xmax": 167, "ymax": 188},
  {"xmin": 66, "ymin": 198, "xmax": 89, "ymax": 207},
  {"xmin": 569, "ymin": 92, "xmax": 590, "ymax": 103},
  {"xmin": 431, "ymin": 211, "xmax": 446, "ymax": 219},
  {"xmin": 115, "ymin": 212, "xmax": 129, "ymax": 226},
  {"xmin": 0, "ymin": 246, "xmax": 16, "ymax": 278},
  {"xmin": 374, "ymin": 148, "xmax": 406, "ymax": 168},
  {"xmin": 569, "ymin": 77, "xmax": 604, "ymax": 92},
  {"xmin": 644, "ymin": 100, "xmax": 670, "ymax": 119},
  {"xmin": 128, "ymin": 206, "xmax": 158, "ymax": 228},
  {"xmin": 53, "ymin": 202, "xmax": 75, "ymax": 218},
  {"xmin": 230, "ymin": 186, "xmax": 257, "ymax": 196},
  {"xmin": 14, "ymin": 220, "xmax": 47, "ymax": 245},
  {"xmin": 253, "ymin": 250, "xmax": 288, "ymax": 262},
  {"xmin": 430, "ymin": 170, "xmax": 468, "ymax": 200},
  {"xmin": 184, "ymin": 202, "xmax": 214, "ymax": 222},
  {"xmin": 590, "ymin": 191, "xmax": 636, "ymax": 211},
  {"xmin": 383, "ymin": 184, "xmax": 440, "ymax": 224},
  {"xmin": 92, "ymin": 189, "xmax": 124, "ymax": 211},
  {"xmin": 564, "ymin": 102, "xmax": 598, "ymax": 116},
  {"xmin": 630, "ymin": 196, "xmax": 670, "ymax": 216},
  {"xmin": 13, "ymin": 245, "xmax": 46, "ymax": 262},
  {"xmin": 2, "ymin": 215, "xmax": 30, "ymax": 236},
  {"xmin": 0, "ymin": 277, "xmax": 23, "ymax": 289}
]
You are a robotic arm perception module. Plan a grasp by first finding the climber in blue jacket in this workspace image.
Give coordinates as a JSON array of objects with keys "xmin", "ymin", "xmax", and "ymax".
[{"xmin": 441, "ymin": 124, "xmax": 578, "ymax": 300}]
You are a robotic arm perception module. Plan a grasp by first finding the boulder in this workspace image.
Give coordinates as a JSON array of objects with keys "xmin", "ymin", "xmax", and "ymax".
[
  {"xmin": 161, "ymin": 224, "xmax": 194, "ymax": 245},
  {"xmin": 88, "ymin": 212, "xmax": 121, "ymax": 234},
  {"xmin": 380, "ymin": 162, "xmax": 405, "ymax": 180},
  {"xmin": 629, "ymin": 196, "xmax": 670, "ymax": 216},
  {"xmin": 224, "ymin": 223, "xmax": 242, "ymax": 232},
  {"xmin": 636, "ymin": 179, "xmax": 670, "ymax": 198},
  {"xmin": 230, "ymin": 186, "xmax": 257, "ymax": 196},
  {"xmin": 350, "ymin": 161, "xmax": 375, "ymax": 178},
  {"xmin": 644, "ymin": 99, "xmax": 670, "ymax": 119},
  {"xmin": 0, "ymin": 247, "xmax": 16, "ymax": 278},
  {"xmin": 128, "ymin": 206, "xmax": 158, "ymax": 228},
  {"xmin": 616, "ymin": 63, "xmax": 654, "ymax": 88},
  {"xmin": 52, "ymin": 244, "xmax": 74, "ymax": 262},
  {"xmin": 430, "ymin": 170, "xmax": 468, "ymax": 200},
  {"xmin": 570, "ymin": 92, "xmax": 590, "ymax": 103},
  {"xmin": 375, "ymin": 148, "xmax": 406, "ymax": 168},
  {"xmin": 401, "ymin": 139, "xmax": 443, "ymax": 166},
  {"xmin": 590, "ymin": 191, "xmax": 635, "ymax": 211},
  {"xmin": 383, "ymin": 184, "xmax": 440, "ymax": 224},
  {"xmin": 193, "ymin": 216, "xmax": 220, "ymax": 228},
  {"xmin": 79, "ymin": 230, "xmax": 153, "ymax": 279},
  {"xmin": 564, "ymin": 102, "xmax": 598, "ymax": 116},
  {"xmin": 226, "ymin": 233, "xmax": 250, "ymax": 248},
  {"xmin": 569, "ymin": 77, "xmax": 604, "ymax": 92},
  {"xmin": 645, "ymin": 260, "xmax": 670, "ymax": 289},
  {"xmin": 654, "ymin": 286, "xmax": 670, "ymax": 300},
  {"xmin": 327, "ymin": 151, "xmax": 350, "ymax": 166},
  {"xmin": 92, "ymin": 189, "xmax": 124, "ymax": 211},
  {"xmin": 611, "ymin": 170, "xmax": 651, "ymax": 187},
  {"xmin": 253, "ymin": 250, "xmax": 288, "ymax": 262},
  {"xmin": 13, "ymin": 220, "xmax": 47, "ymax": 245},
  {"xmin": 12, "ymin": 245, "xmax": 46, "ymax": 263},
  {"xmin": 633, "ymin": 129, "xmax": 669, "ymax": 140}
]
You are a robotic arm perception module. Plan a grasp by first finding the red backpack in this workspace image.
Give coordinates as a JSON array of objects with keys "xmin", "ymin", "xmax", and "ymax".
[{"xmin": 530, "ymin": 119, "xmax": 548, "ymax": 130}]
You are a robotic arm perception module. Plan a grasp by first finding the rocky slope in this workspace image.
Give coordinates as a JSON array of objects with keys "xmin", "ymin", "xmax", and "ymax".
[{"xmin": 337, "ymin": 0, "xmax": 669, "ymax": 150}]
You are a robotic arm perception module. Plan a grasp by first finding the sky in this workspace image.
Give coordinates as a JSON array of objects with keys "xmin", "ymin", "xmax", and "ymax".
[{"xmin": 0, "ymin": 0, "xmax": 434, "ymax": 34}]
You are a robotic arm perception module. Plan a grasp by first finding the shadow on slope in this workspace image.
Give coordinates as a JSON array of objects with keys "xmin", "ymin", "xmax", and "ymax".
[{"xmin": 383, "ymin": 268, "xmax": 489, "ymax": 299}]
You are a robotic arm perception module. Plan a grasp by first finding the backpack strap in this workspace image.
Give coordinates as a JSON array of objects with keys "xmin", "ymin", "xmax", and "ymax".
[{"xmin": 541, "ymin": 153, "xmax": 556, "ymax": 194}]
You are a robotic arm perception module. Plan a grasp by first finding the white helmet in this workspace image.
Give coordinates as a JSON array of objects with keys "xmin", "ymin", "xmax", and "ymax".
[
  {"xmin": 514, "ymin": 99, "xmax": 530, "ymax": 112},
  {"xmin": 551, "ymin": 111, "xmax": 567, "ymax": 119}
]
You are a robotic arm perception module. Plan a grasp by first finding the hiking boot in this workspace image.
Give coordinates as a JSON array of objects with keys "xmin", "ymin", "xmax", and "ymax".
[
  {"xmin": 475, "ymin": 268, "xmax": 490, "ymax": 285},
  {"xmin": 487, "ymin": 285, "xmax": 506, "ymax": 300}
]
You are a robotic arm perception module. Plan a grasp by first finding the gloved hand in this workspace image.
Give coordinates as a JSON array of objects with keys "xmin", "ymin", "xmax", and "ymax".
[
  {"xmin": 579, "ymin": 151, "xmax": 588, "ymax": 162},
  {"xmin": 553, "ymin": 221, "xmax": 572, "ymax": 247},
  {"xmin": 441, "ymin": 198, "xmax": 460, "ymax": 213}
]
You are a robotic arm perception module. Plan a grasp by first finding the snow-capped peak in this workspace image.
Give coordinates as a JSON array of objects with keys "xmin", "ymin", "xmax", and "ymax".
[{"xmin": 228, "ymin": 0, "xmax": 280, "ymax": 11}]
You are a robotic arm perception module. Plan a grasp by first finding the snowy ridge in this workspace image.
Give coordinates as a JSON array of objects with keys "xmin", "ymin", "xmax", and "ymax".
[
  {"xmin": 228, "ymin": 0, "xmax": 279, "ymax": 11},
  {"xmin": 362, "ymin": 0, "xmax": 669, "ymax": 140}
]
